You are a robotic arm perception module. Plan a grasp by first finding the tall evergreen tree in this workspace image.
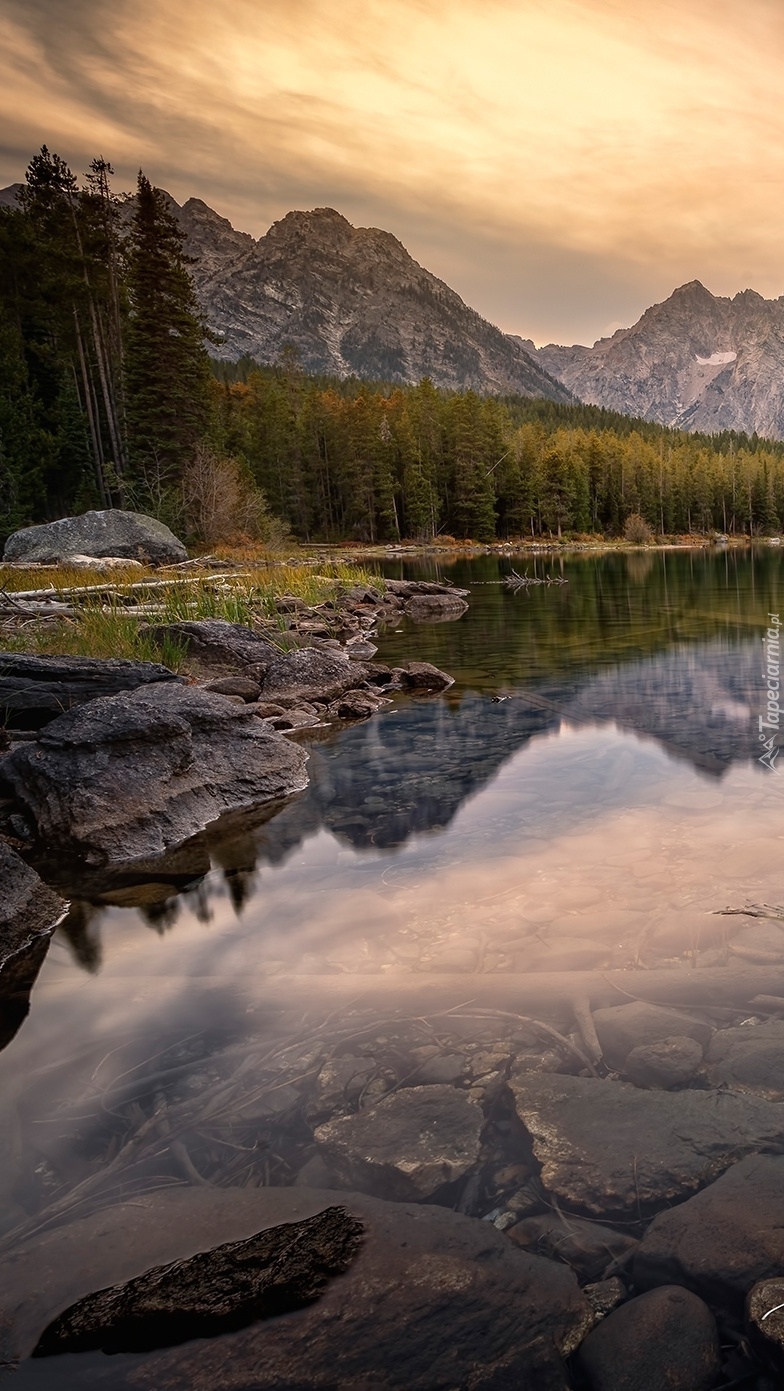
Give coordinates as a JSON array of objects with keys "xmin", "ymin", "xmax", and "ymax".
[{"xmin": 125, "ymin": 173, "xmax": 212, "ymax": 508}]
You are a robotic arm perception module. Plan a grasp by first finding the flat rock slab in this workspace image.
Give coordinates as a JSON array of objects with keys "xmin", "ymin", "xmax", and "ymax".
[
  {"xmin": 0, "ymin": 683, "xmax": 309, "ymax": 864},
  {"xmin": 314, "ymin": 1083, "xmax": 485, "ymax": 1201},
  {"xmin": 3, "ymin": 509, "xmax": 186, "ymax": 566},
  {"xmin": 576, "ymin": 1286, "xmax": 721, "ymax": 1391},
  {"xmin": 148, "ymin": 620, "xmax": 280, "ymax": 679},
  {"xmin": 634, "ymin": 1155, "xmax": 784, "ymax": 1311},
  {"xmin": 508, "ymin": 1071, "xmax": 784, "ymax": 1217},
  {"xmin": 404, "ymin": 593, "xmax": 469, "ymax": 622},
  {"xmin": 33, "ymin": 1206, "xmax": 363, "ymax": 1356},
  {"xmin": 0, "ymin": 1186, "xmax": 591, "ymax": 1389},
  {"xmin": 705, "ymin": 1019, "xmax": 784, "ymax": 1099},
  {"xmin": 0, "ymin": 652, "xmax": 181, "ymax": 730},
  {"xmin": 592, "ymin": 1002, "xmax": 711, "ymax": 1068}
]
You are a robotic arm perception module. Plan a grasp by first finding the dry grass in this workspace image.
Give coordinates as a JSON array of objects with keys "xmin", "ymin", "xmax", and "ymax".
[{"xmin": 0, "ymin": 557, "xmax": 383, "ymax": 667}]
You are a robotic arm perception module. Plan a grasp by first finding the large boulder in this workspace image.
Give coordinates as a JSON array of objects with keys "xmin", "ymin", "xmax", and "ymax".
[
  {"xmin": 507, "ymin": 1071, "xmax": 784, "ymax": 1218},
  {"xmin": 0, "ymin": 652, "xmax": 181, "ymax": 730},
  {"xmin": 0, "ymin": 683, "xmax": 309, "ymax": 864},
  {"xmin": 0, "ymin": 843, "xmax": 65, "ymax": 1050},
  {"xmin": 634, "ymin": 1156, "xmax": 784, "ymax": 1312},
  {"xmin": 146, "ymin": 620, "xmax": 280, "ymax": 680},
  {"xmin": 314, "ymin": 1084, "xmax": 485, "ymax": 1201},
  {"xmin": 0, "ymin": 1186, "xmax": 591, "ymax": 1389},
  {"xmin": 3, "ymin": 509, "xmax": 187, "ymax": 566}
]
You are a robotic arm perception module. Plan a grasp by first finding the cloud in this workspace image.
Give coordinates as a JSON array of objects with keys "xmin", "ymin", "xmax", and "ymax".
[{"xmin": 2, "ymin": 0, "xmax": 784, "ymax": 343}]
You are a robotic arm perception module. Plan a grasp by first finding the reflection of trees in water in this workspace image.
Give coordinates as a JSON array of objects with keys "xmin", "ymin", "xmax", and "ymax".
[{"xmin": 59, "ymin": 902, "xmax": 103, "ymax": 974}]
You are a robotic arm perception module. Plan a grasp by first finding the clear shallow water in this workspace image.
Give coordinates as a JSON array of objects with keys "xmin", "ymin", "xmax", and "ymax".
[{"xmin": 2, "ymin": 546, "xmax": 784, "ymax": 1376}]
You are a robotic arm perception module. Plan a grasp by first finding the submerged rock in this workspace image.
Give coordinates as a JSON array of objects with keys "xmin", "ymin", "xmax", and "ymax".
[
  {"xmin": 622, "ymin": 1036, "xmax": 704, "ymax": 1089},
  {"xmin": 592, "ymin": 1002, "xmax": 712, "ymax": 1068},
  {"xmin": 314, "ymin": 1083, "xmax": 484, "ymax": 1201},
  {"xmin": 634, "ymin": 1155, "xmax": 784, "ymax": 1311},
  {"xmin": 746, "ymin": 1277, "xmax": 784, "ymax": 1370},
  {"xmin": 33, "ymin": 1206, "xmax": 364, "ymax": 1356},
  {"xmin": 508, "ymin": 1071, "xmax": 784, "ymax": 1217},
  {"xmin": 0, "ymin": 683, "xmax": 309, "ymax": 864},
  {"xmin": 705, "ymin": 1019, "xmax": 784, "ymax": 1099},
  {"xmin": 0, "ymin": 1186, "xmax": 591, "ymax": 1388},
  {"xmin": 0, "ymin": 652, "xmax": 181, "ymax": 730},
  {"xmin": 576, "ymin": 1286, "xmax": 721, "ymax": 1391},
  {"xmin": 508, "ymin": 1212, "xmax": 638, "ymax": 1282},
  {"xmin": 3, "ymin": 509, "xmax": 186, "ymax": 566}
]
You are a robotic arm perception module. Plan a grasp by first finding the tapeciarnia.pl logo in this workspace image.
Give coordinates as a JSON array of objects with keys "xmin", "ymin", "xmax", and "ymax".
[{"xmin": 759, "ymin": 613, "xmax": 781, "ymax": 770}]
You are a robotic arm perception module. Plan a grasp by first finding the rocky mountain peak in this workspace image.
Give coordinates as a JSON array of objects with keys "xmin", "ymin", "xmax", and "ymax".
[{"xmin": 537, "ymin": 279, "xmax": 784, "ymax": 439}]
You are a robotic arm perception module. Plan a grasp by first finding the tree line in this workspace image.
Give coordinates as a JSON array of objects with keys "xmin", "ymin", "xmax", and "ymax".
[
  {"xmin": 4, "ymin": 145, "xmax": 784, "ymax": 546},
  {"xmin": 212, "ymin": 362, "xmax": 784, "ymax": 542}
]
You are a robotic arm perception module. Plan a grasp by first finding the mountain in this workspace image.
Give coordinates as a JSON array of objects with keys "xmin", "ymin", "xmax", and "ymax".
[
  {"xmin": 534, "ymin": 280, "xmax": 784, "ymax": 438},
  {"xmin": 0, "ymin": 179, "xmax": 569, "ymax": 399},
  {"xmin": 175, "ymin": 200, "xmax": 569, "ymax": 398}
]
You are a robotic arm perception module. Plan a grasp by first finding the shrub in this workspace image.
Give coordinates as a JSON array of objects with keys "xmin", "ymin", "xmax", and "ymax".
[{"xmin": 623, "ymin": 512, "xmax": 653, "ymax": 545}]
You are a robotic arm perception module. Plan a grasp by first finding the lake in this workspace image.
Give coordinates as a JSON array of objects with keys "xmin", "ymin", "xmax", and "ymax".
[{"xmin": 2, "ymin": 545, "xmax": 784, "ymax": 1386}]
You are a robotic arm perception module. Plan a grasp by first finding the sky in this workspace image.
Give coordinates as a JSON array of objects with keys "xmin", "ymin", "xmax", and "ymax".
[{"xmin": 2, "ymin": 0, "xmax": 784, "ymax": 345}]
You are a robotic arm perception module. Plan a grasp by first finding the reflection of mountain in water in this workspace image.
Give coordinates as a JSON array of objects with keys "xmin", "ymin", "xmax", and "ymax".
[
  {"xmin": 564, "ymin": 638, "xmax": 764, "ymax": 775},
  {"xmin": 251, "ymin": 636, "xmax": 765, "ymax": 864},
  {"xmin": 53, "ymin": 635, "xmax": 768, "ymax": 960}
]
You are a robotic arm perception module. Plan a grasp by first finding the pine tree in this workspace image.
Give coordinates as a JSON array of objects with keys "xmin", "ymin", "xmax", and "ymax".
[{"xmin": 125, "ymin": 173, "xmax": 212, "ymax": 508}]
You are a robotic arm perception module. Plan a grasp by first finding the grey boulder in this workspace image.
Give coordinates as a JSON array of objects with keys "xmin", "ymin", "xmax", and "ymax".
[
  {"xmin": 3, "ymin": 509, "xmax": 186, "ymax": 566},
  {"xmin": 0, "ymin": 683, "xmax": 309, "ymax": 864},
  {"xmin": 0, "ymin": 1186, "xmax": 592, "ymax": 1389},
  {"xmin": 260, "ymin": 646, "xmax": 359, "ymax": 703},
  {"xmin": 147, "ymin": 620, "xmax": 280, "ymax": 679},
  {"xmin": 508, "ymin": 1071, "xmax": 784, "ymax": 1217},
  {"xmin": 0, "ymin": 652, "xmax": 181, "ymax": 730}
]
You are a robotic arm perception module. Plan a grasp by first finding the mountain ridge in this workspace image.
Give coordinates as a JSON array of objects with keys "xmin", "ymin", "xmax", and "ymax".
[{"xmin": 535, "ymin": 279, "xmax": 784, "ymax": 439}]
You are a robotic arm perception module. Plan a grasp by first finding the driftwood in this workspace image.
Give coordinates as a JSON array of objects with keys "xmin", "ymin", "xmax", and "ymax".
[
  {"xmin": 0, "ymin": 573, "xmax": 254, "ymax": 603},
  {"xmin": 504, "ymin": 568, "xmax": 568, "ymax": 589}
]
